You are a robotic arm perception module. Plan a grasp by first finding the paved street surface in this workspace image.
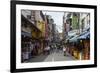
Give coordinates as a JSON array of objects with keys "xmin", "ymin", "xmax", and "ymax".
[{"xmin": 25, "ymin": 50, "xmax": 75, "ymax": 63}]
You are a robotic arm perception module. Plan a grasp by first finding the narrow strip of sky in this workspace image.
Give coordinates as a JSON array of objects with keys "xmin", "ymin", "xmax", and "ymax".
[{"xmin": 43, "ymin": 11, "xmax": 64, "ymax": 33}]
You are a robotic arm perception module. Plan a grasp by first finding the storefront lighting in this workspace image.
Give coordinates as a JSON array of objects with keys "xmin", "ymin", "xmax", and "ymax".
[{"xmin": 80, "ymin": 40, "xmax": 82, "ymax": 43}]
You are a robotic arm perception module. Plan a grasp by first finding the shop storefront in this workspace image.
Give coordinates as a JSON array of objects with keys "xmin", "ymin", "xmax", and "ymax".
[
  {"xmin": 68, "ymin": 35, "xmax": 80, "ymax": 59},
  {"xmin": 21, "ymin": 31, "xmax": 32, "ymax": 62},
  {"xmin": 78, "ymin": 31, "xmax": 90, "ymax": 60},
  {"xmin": 68, "ymin": 30, "xmax": 90, "ymax": 60}
]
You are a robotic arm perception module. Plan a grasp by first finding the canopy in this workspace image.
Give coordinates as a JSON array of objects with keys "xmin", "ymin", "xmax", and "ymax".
[
  {"xmin": 78, "ymin": 31, "xmax": 90, "ymax": 40},
  {"xmin": 21, "ymin": 31, "xmax": 32, "ymax": 38},
  {"xmin": 69, "ymin": 35, "xmax": 79, "ymax": 43}
]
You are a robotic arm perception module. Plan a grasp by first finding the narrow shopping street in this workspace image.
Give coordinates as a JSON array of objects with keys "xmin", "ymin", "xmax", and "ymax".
[
  {"xmin": 21, "ymin": 10, "xmax": 90, "ymax": 63},
  {"xmin": 25, "ymin": 49, "xmax": 75, "ymax": 63}
]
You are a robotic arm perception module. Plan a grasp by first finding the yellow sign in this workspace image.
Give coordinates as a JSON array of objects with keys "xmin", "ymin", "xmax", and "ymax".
[{"xmin": 37, "ymin": 21, "xmax": 45, "ymax": 37}]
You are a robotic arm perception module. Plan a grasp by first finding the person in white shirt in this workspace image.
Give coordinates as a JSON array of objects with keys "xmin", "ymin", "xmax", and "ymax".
[
  {"xmin": 63, "ymin": 46, "xmax": 66, "ymax": 56},
  {"xmin": 44, "ymin": 46, "xmax": 50, "ymax": 55},
  {"xmin": 47, "ymin": 46, "xmax": 50, "ymax": 54}
]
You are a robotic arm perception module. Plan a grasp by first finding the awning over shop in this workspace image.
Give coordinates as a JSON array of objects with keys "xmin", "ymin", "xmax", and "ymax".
[
  {"xmin": 21, "ymin": 31, "xmax": 32, "ymax": 37},
  {"xmin": 69, "ymin": 31, "xmax": 90, "ymax": 43},
  {"xmin": 78, "ymin": 31, "xmax": 90, "ymax": 40},
  {"xmin": 69, "ymin": 35, "xmax": 79, "ymax": 43}
]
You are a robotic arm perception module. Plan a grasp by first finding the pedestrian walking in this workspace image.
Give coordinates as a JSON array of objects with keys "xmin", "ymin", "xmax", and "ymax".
[
  {"xmin": 58, "ymin": 44, "xmax": 61, "ymax": 52},
  {"xmin": 47, "ymin": 46, "xmax": 50, "ymax": 54},
  {"xmin": 44, "ymin": 46, "xmax": 50, "ymax": 55},
  {"xmin": 50, "ymin": 45, "xmax": 53, "ymax": 53},
  {"xmin": 44, "ymin": 46, "xmax": 47, "ymax": 55},
  {"xmin": 51, "ymin": 45, "xmax": 54, "ymax": 52},
  {"xmin": 63, "ymin": 46, "xmax": 66, "ymax": 56}
]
